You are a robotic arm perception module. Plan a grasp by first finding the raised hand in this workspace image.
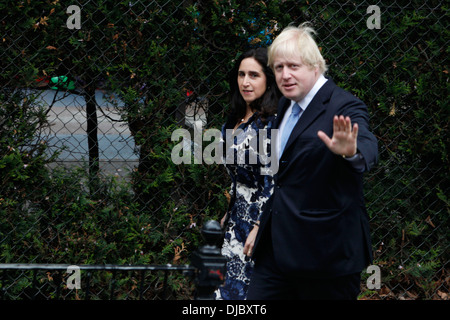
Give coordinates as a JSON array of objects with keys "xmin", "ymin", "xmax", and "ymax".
[{"xmin": 317, "ymin": 115, "xmax": 358, "ymax": 157}]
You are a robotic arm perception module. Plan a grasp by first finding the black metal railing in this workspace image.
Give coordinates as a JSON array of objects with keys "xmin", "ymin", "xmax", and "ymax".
[{"xmin": 0, "ymin": 221, "xmax": 225, "ymax": 300}]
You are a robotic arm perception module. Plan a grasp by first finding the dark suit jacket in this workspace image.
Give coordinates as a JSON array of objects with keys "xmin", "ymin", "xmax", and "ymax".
[{"xmin": 252, "ymin": 78, "xmax": 378, "ymax": 279}]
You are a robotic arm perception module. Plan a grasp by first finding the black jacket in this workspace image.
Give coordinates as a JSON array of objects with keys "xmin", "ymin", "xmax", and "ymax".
[{"xmin": 252, "ymin": 79, "xmax": 379, "ymax": 278}]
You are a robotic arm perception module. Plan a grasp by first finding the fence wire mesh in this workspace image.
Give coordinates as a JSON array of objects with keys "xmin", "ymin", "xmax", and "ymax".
[
  {"xmin": 0, "ymin": 264, "xmax": 195, "ymax": 300},
  {"xmin": 1, "ymin": 0, "xmax": 448, "ymax": 300}
]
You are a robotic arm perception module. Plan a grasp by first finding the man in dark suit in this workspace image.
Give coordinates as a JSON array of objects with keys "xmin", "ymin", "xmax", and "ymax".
[{"xmin": 245, "ymin": 23, "xmax": 378, "ymax": 300}]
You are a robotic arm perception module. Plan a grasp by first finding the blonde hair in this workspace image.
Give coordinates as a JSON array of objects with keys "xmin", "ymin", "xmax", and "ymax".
[{"xmin": 268, "ymin": 22, "xmax": 328, "ymax": 74}]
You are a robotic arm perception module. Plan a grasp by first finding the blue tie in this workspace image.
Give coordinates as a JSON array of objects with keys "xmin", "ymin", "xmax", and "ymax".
[{"xmin": 280, "ymin": 103, "xmax": 301, "ymax": 157}]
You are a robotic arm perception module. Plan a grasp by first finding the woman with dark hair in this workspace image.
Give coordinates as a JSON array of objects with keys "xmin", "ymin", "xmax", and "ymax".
[{"xmin": 215, "ymin": 48, "xmax": 281, "ymax": 300}]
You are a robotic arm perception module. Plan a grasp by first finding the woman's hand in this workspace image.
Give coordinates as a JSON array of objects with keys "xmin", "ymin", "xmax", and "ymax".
[
  {"xmin": 243, "ymin": 224, "xmax": 259, "ymax": 257},
  {"xmin": 220, "ymin": 213, "xmax": 227, "ymax": 228}
]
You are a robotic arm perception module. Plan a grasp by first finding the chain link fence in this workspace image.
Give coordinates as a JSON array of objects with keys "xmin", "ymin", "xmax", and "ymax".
[
  {"xmin": 0, "ymin": 264, "xmax": 195, "ymax": 300},
  {"xmin": 1, "ymin": 0, "xmax": 448, "ymax": 300}
]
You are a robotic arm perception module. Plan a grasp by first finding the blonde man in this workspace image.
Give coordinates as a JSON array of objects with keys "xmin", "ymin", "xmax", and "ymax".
[{"xmin": 247, "ymin": 23, "xmax": 378, "ymax": 300}]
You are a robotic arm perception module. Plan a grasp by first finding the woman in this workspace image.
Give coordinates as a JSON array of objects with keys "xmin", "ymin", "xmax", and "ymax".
[{"xmin": 215, "ymin": 47, "xmax": 280, "ymax": 300}]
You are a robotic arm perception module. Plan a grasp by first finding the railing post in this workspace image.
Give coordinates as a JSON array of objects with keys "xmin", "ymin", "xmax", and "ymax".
[{"xmin": 190, "ymin": 220, "xmax": 227, "ymax": 300}]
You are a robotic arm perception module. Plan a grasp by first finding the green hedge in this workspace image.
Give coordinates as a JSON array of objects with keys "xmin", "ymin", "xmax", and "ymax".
[{"xmin": 1, "ymin": 0, "xmax": 448, "ymax": 299}]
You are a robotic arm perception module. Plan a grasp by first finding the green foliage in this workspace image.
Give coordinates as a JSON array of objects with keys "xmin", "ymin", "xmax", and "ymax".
[{"xmin": 1, "ymin": 0, "xmax": 448, "ymax": 299}]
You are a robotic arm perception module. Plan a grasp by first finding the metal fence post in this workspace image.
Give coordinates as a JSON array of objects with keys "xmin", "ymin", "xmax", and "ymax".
[{"xmin": 190, "ymin": 220, "xmax": 227, "ymax": 300}]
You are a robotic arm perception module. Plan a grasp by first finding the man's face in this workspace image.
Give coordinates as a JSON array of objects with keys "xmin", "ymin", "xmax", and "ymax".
[{"xmin": 273, "ymin": 55, "xmax": 320, "ymax": 102}]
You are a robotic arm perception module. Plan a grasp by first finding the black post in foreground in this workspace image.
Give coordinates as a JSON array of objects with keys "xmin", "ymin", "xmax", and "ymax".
[{"xmin": 190, "ymin": 220, "xmax": 227, "ymax": 300}]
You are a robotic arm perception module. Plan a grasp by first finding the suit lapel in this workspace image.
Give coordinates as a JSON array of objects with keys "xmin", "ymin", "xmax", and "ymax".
[
  {"xmin": 280, "ymin": 79, "xmax": 335, "ymax": 159},
  {"xmin": 274, "ymin": 97, "xmax": 290, "ymax": 129}
]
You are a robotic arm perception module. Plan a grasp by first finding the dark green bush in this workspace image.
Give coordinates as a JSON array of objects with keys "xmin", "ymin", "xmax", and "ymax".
[{"xmin": 0, "ymin": 0, "xmax": 448, "ymax": 299}]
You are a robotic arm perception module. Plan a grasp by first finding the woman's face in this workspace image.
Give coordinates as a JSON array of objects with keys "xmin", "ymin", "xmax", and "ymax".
[{"xmin": 237, "ymin": 57, "xmax": 267, "ymax": 106}]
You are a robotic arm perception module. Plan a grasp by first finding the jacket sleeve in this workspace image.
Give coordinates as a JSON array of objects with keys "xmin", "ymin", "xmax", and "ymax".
[{"xmin": 340, "ymin": 93, "xmax": 379, "ymax": 172}]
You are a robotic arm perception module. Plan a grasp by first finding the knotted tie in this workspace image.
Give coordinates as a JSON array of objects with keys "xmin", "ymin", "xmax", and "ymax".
[{"xmin": 279, "ymin": 103, "xmax": 301, "ymax": 157}]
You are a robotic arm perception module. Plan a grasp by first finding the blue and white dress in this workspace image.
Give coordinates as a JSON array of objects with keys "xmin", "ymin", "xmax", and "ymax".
[{"xmin": 215, "ymin": 113, "xmax": 275, "ymax": 300}]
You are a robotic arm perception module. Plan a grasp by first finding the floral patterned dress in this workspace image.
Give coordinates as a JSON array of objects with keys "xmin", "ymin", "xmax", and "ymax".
[{"xmin": 215, "ymin": 113, "xmax": 275, "ymax": 300}]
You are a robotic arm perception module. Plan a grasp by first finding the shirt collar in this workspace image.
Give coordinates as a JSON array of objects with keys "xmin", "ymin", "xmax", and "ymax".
[{"xmin": 290, "ymin": 74, "xmax": 328, "ymax": 111}]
